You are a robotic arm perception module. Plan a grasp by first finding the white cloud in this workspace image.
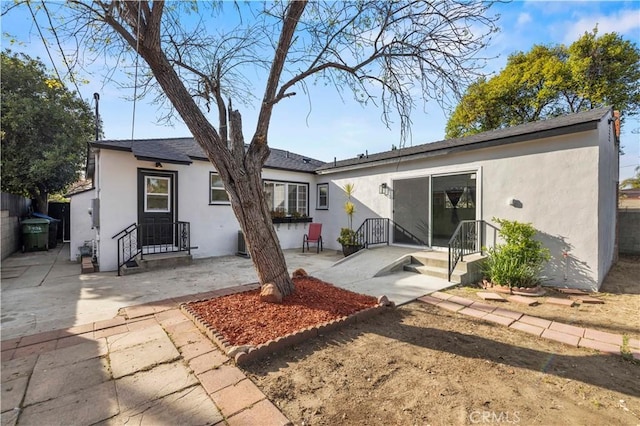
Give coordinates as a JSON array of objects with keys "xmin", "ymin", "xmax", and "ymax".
[
  {"xmin": 517, "ymin": 13, "xmax": 532, "ymax": 26},
  {"xmin": 563, "ymin": 9, "xmax": 640, "ymax": 43}
]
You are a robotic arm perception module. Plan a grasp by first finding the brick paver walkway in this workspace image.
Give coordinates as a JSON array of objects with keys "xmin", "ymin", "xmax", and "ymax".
[
  {"xmin": 419, "ymin": 292, "xmax": 640, "ymax": 360},
  {"xmin": 1, "ymin": 285, "xmax": 290, "ymax": 426}
]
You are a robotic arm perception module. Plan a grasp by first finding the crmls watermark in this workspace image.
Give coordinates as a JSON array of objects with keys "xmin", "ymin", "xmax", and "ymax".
[{"xmin": 469, "ymin": 410, "xmax": 521, "ymax": 424}]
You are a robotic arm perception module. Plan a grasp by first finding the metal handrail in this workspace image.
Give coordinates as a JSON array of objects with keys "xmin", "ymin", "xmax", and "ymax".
[
  {"xmin": 112, "ymin": 221, "xmax": 191, "ymax": 276},
  {"xmin": 447, "ymin": 220, "xmax": 499, "ymax": 281},
  {"xmin": 354, "ymin": 218, "xmax": 390, "ymax": 248}
]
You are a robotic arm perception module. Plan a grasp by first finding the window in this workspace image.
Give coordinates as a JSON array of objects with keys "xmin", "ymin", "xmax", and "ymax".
[
  {"xmin": 317, "ymin": 183, "xmax": 329, "ymax": 209},
  {"xmin": 210, "ymin": 172, "xmax": 230, "ymax": 204},
  {"xmin": 264, "ymin": 181, "xmax": 308, "ymax": 216},
  {"xmin": 145, "ymin": 176, "xmax": 170, "ymax": 212}
]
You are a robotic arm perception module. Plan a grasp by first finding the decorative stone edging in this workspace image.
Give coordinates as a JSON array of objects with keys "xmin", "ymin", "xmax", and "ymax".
[
  {"xmin": 181, "ymin": 292, "xmax": 395, "ymax": 366},
  {"xmin": 482, "ymin": 282, "xmax": 546, "ymax": 296}
]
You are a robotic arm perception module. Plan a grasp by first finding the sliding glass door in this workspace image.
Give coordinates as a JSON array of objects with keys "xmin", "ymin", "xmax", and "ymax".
[
  {"xmin": 392, "ymin": 177, "xmax": 429, "ymax": 245},
  {"xmin": 431, "ymin": 173, "xmax": 477, "ymax": 246}
]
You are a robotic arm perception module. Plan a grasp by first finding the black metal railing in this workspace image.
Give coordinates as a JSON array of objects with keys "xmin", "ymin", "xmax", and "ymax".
[
  {"xmin": 113, "ymin": 221, "xmax": 191, "ymax": 276},
  {"xmin": 354, "ymin": 218, "xmax": 390, "ymax": 248},
  {"xmin": 447, "ymin": 220, "xmax": 498, "ymax": 281}
]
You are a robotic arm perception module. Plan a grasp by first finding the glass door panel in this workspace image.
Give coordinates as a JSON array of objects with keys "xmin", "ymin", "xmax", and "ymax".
[
  {"xmin": 431, "ymin": 173, "xmax": 476, "ymax": 246},
  {"xmin": 392, "ymin": 177, "xmax": 429, "ymax": 245}
]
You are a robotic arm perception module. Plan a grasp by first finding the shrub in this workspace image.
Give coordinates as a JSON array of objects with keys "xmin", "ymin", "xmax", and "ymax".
[
  {"xmin": 482, "ymin": 218, "xmax": 550, "ymax": 288},
  {"xmin": 337, "ymin": 227, "xmax": 359, "ymax": 246}
]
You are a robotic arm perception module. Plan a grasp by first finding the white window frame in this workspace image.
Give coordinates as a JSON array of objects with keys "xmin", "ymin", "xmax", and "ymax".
[
  {"xmin": 144, "ymin": 176, "xmax": 171, "ymax": 213},
  {"xmin": 264, "ymin": 180, "xmax": 309, "ymax": 216},
  {"xmin": 209, "ymin": 172, "xmax": 230, "ymax": 205},
  {"xmin": 316, "ymin": 183, "xmax": 329, "ymax": 210}
]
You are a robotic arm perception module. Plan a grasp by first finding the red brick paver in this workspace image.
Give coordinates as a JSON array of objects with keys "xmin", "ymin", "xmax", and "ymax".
[
  {"xmin": 545, "ymin": 297, "xmax": 575, "ymax": 307},
  {"xmin": 541, "ymin": 329, "xmax": 580, "ymax": 347},
  {"xmin": 583, "ymin": 329, "xmax": 623, "ymax": 346},
  {"xmin": 578, "ymin": 338, "xmax": 621, "ymax": 355},
  {"xmin": 447, "ymin": 296, "xmax": 475, "ymax": 307},
  {"xmin": 519, "ymin": 315, "xmax": 552, "ymax": 329},
  {"xmin": 492, "ymin": 308, "xmax": 523, "ymax": 321},
  {"xmin": 431, "ymin": 291, "xmax": 453, "ymax": 301},
  {"xmin": 469, "ymin": 301, "xmax": 497, "ymax": 313},
  {"xmin": 483, "ymin": 313, "xmax": 515, "ymax": 327},
  {"xmin": 459, "ymin": 307, "xmax": 487, "ymax": 319},
  {"xmin": 437, "ymin": 301, "xmax": 464, "ymax": 312},
  {"xmin": 227, "ymin": 398, "xmax": 291, "ymax": 426},
  {"xmin": 548, "ymin": 322, "xmax": 585, "ymax": 338},
  {"xmin": 417, "ymin": 295, "xmax": 442, "ymax": 305},
  {"xmin": 509, "ymin": 321, "xmax": 544, "ymax": 337},
  {"xmin": 198, "ymin": 365, "xmax": 246, "ymax": 395},
  {"xmin": 211, "ymin": 379, "xmax": 266, "ymax": 418}
]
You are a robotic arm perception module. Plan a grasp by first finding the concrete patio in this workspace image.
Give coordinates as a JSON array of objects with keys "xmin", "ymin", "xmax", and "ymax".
[
  {"xmin": 1, "ymin": 244, "xmax": 453, "ymax": 340},
  {"xmin": 1, "ymin": 243, "xmax": 454, "ymax": 425}
]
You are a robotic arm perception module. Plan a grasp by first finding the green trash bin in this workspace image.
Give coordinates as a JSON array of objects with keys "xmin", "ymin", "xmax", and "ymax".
[{"xmin": 21, "ymin": 218, "xmax": 50, "ymax": 252}]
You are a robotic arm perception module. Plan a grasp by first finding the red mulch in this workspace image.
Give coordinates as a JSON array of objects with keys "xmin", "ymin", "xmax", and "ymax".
[{"xmin": 186, "ymin": 276, "xmax": 378, "ymax": 346}]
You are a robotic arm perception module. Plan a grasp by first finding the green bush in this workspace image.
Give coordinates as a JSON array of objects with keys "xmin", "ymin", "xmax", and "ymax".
[
  {"xmin": 337, "ymin": 227, "xmax": 359, "ymax": 246},
  {"xmin": 482, "ymin": 218, "xmax": 550, "ymax": 288}
]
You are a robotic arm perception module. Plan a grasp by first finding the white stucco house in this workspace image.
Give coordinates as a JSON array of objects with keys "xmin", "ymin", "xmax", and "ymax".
[{"xmin": 70, "ymin": 107, "xmax": 619, "ymax": 290}]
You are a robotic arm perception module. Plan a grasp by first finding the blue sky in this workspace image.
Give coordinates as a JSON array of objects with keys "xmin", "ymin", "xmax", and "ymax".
[{"xmin": 2, "ymin": 1, "xmax": 639, "ymax": 180}]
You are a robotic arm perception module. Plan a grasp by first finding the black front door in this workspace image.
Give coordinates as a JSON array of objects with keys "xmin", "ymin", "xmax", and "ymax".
[{"xmin": 138, "ymin": 170, "xmax": 177, "ymax": 246}]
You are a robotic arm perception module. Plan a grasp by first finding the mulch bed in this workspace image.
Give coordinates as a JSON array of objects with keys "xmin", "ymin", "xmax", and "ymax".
[{"xmin": 185, "ymin": 276, "xmax": 378, "ymax": 347}]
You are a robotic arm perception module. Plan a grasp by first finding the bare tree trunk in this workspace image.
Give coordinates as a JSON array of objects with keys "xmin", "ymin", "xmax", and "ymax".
[
  {"xmin": 33, "ymin": 189, "xmax": 48, "ymax": 214},
  {"xmin": 142, "ymin": 51, "xmax": 295, "ymax": 296},
  {"xmin": 104, "ymin": 3, "xmax": 296, "ymax": 296}
]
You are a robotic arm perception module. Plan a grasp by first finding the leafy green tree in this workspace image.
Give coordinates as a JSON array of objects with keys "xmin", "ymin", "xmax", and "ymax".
[
  {"xmin": 1, "ymin": 51, "xmax": 95, "ymax": 213},
  {"xmin": 621, "ymin": 166, "xmax": 640, "ymax": 189},
  {"xmin": 446, "ymin": 29, "xmax": 640, "ymax": 138}
]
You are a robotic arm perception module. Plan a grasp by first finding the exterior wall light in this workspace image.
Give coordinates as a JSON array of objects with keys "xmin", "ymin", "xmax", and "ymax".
[{"xmin": 379, "ymin": 182, "xmax": 389, "ymax": 195}]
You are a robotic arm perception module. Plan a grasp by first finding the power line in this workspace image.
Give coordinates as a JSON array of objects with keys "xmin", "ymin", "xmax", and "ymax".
[
  {"xmin": 26, "ymin": 1, "xmax": 63, "ymax": 84},
  {"xmin": 131, "ymin": 0, "xmax": 142, "ymax": 141},
  {"xmin": 40, "ymin": 1, "xmax": 83, "ymax": 99}
]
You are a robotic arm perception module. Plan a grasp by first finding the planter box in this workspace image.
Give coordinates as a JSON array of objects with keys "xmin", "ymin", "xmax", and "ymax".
[{"xmin": 272, "ymin": 217, "xmax": 313, "ymax": 224}]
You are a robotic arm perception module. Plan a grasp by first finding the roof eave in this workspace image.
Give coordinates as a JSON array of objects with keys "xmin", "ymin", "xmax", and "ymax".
[
  {"xmin": 317, "ymin": 120, "xmax": 600, "ymax": 175},
  {"xmin": 135, "ymin": 155, "xmax": 192, "ymax": 165}
]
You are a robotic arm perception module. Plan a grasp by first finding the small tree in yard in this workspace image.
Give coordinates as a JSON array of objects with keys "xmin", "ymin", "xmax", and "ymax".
[
  {"xmin": 13, "ymin": 1, "xmax": 499, "ymax": 297},
  {"xmin": 482, "ymin": 218, "xmax": 550, "ymax": 288},
  {"xmin": 1, "ymin": 51, "xmax": 95, "ymax": 213}
]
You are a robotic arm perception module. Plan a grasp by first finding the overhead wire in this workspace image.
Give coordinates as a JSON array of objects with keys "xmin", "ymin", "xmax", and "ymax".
[
  {"xmin": 40, "ymin": 1, "xmax": 83, "ymax": 98},
  {"xmin": 131, "ymin": 0, "xmax": 142, "ymax": 141},
  {"xmin": 26, "ymin": 1, "xmax": 64, "ymax": 84}
]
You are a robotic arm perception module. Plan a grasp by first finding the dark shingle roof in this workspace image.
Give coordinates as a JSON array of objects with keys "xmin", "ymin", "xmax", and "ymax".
[
  {"xmin": 91, "ymin": 138, "xmax": 324, "ymax": 173},
  {"xmin": 317, "ymin": 107, "xmax": 612, "ymax": 172}
]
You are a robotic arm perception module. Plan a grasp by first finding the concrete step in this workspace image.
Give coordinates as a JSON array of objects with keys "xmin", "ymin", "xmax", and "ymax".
[
  {"xmin": 121, "ymin": 251, "xmax": 192, "ymax": 275},
  {"xmin": 403, "ymin": 263, "xmax": 464, "ymax": 282},
  {"xmin": 403, "ymin": 252, "xmax": 485, "ymax": 285},
  {"xmin": 410, "ymin": 251, "xmax": 449, "ymax": 269}
]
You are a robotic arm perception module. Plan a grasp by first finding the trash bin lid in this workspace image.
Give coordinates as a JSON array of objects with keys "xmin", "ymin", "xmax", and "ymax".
[
  {"xmin": 31, "ymin": 212, "xmax": 61, "ymax": 222},
  {"xmin": 22, "ymin": 218, "xmax": 50, "ymax": 225}
]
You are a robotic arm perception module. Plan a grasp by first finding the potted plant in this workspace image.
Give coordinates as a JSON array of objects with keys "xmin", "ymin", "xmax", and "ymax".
[{"xmin": 337, "ymin": 183, "xmax": 362, "ymax": 256}]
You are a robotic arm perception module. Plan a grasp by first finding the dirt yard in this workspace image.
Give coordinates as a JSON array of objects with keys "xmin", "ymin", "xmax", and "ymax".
[{"xmin": 244, "ymin": 255, "xmax": 640, "ymax": 425}]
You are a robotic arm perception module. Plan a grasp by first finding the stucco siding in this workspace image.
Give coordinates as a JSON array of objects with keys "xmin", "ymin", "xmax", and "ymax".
[
  {"xmin": 94, "ymin": 150, "xmax": 317, "ymax": 271},
  {"xmin": 318, "ymin": 129, "xmax": 604, "ymax": 289},
  {"xmin": 69, "ymin": 189, "xmax": 96, "ymax": 261},
  {"xmin": 596, "ymin": 110, "xmax": 618, "ymax": 284}
]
